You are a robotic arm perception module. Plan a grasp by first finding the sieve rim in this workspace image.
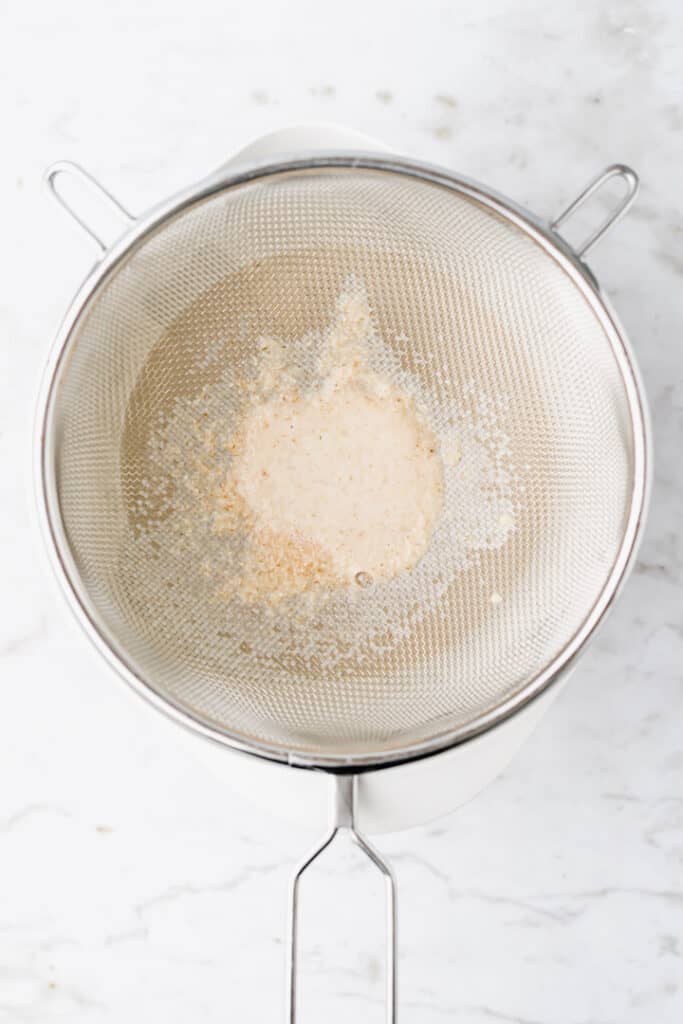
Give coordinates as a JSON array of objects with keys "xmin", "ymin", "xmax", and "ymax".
[{"xmin": 35, "ymin": 153, "xmax": 651, "ymax": 771}]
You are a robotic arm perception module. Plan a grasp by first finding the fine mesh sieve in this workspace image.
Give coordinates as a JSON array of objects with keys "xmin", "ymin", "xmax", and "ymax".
[
  {"xmin": 40, "ymin": 156, "xmax": 647, "ymax": 768},
  {"xmin": 38, "ymin": 152, "xmax": 649, "ymax": 1023}
]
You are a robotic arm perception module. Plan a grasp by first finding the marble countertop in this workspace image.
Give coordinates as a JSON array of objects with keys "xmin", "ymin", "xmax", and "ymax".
[{"xmin": 2, "ymin": 1, "xmax": 682, "ymax": 1021}]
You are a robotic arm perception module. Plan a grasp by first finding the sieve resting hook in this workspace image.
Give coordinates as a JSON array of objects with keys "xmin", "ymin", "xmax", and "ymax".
[
  {"xmin": 551, "ymin": 163, "xmax": 639, "ymax": 260},
  {"xmin": 286, "ymin": 774, "xmax": 397, "ymax": 1023},
  {"xmin": 44, "ymin": 161, "xmax": 135, "ymax": 253}
]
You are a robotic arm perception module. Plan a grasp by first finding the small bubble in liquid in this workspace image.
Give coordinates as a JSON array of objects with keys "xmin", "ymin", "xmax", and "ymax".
[
  {"xmin": 239, "ymin": 640, "xmax": 252, "ymax": 654},
  {"xmin": 355, "ymin": 571, "xmax": 373, "ymax": 588}
]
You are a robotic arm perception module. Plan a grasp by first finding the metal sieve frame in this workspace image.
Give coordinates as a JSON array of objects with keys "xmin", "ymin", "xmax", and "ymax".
[{"xmin": 36, "ymin": 153, "xmax": 651, "ymax": 772}]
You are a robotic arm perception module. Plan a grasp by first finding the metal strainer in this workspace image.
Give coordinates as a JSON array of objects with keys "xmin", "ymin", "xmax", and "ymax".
[{"xmin": 37, "ymin": 151, "xmax": 649, "ymax": 1022}]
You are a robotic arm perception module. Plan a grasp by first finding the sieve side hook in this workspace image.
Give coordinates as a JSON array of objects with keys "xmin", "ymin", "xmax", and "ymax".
[
  {"xmin": 44, "ymin": 161, "xmax": 136, "ymax": 254},
  {"xmin": 286, "ymin": 774, "xmax": 397, "ymax": 1023},
  {"xmin": 551, "ymin": 164, "xmax": 639, "ymax": 260}
]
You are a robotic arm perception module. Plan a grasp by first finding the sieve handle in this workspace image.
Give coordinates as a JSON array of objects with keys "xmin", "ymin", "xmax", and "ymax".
[
  {"xmin": 44, "ymin": 161, "xmax": 135, "ymax": 253},
  {"xmin": 286, "ymin": 774, "xmax": 397, "ymax": 1023},
  {"xmin": 551, "ymin": 164, "xmax": 639, "ymax": 259}
]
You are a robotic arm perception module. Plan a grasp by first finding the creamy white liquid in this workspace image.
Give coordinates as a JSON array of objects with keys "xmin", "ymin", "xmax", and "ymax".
[{"xmin": 222, "ymin": 287, "xmax": 444, "ymax": 602}]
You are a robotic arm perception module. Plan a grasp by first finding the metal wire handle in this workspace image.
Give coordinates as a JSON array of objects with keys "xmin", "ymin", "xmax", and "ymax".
[
  {"xmin": 551, "ymin": 163, "xmax": 639, "ymax": 259},
  {"xmin": 44, "ymin": 161, "xmax": 135, "ymax": 253},
  {"xmin": 286, "ymin": 775, "xmax": 398, "ymax": 1023}
]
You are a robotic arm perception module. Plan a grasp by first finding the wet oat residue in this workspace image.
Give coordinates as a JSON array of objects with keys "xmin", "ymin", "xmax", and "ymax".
[
  {"xmin": 214, "ymin": 286, "xmax": 444, "ymax": 603},
  {"xmin": 128, "ymin": 275, "xmax": 518, "ymax": 666}
]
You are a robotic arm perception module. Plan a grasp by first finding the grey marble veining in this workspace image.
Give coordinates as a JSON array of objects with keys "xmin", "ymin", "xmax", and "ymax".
[{"xmin": 1, "ymin": 0, "xmax": 682, "ymax": 1021}]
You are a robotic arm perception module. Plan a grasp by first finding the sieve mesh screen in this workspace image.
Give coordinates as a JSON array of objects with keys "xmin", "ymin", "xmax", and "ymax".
[{"xmin": 48, "ymin": 166, "xmax": 635, "ymax": 761}]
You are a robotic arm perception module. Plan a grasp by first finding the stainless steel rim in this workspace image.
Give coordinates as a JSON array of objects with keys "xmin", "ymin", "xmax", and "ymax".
[{"xmin": 35, "ymin": 153, "xmax": 651, "ymax": 771}]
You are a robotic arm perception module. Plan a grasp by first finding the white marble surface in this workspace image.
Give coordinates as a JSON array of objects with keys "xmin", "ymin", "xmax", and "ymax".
[{"xmin": 1, "ymin": 1, "xmax": 682, "ymax": 1021}]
